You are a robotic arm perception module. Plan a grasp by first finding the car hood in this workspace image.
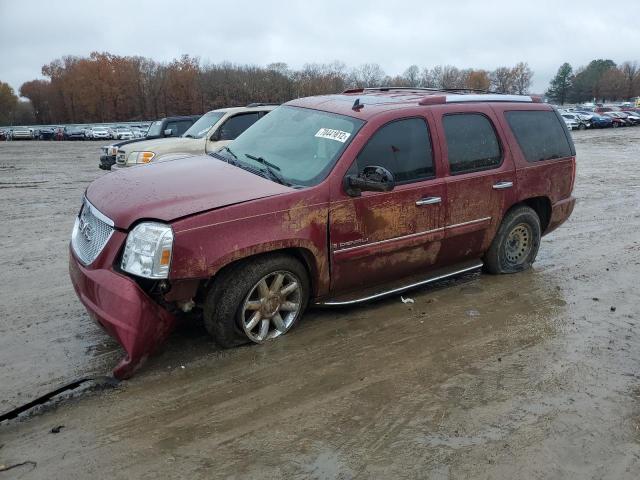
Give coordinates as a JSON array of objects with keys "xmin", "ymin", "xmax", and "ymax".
[
  {"xmin": 119, "ymin": 137, "xmax": 204, "ymax": 157},
  {"xmin": 86, "ymin": 155, "xmax": 293, "ymax": 229}
]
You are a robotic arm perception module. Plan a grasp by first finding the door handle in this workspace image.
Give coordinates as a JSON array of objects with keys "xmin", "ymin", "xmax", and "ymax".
[
  {"xmin": 492, "ymin": 181, "xmax": 513, "ymax": 190},
  {"xmin": 415, "ymin": 196, "xmax": 441, "ymax": 206}
]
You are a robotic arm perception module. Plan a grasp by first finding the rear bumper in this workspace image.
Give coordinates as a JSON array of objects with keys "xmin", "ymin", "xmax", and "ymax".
[
  {"xmin": 68, "ymin": 247, "xmax": 176, "ymax": 379},
  {"xmin": 545, "ymin": 196, "xmax": 576, "ymax": 235}
]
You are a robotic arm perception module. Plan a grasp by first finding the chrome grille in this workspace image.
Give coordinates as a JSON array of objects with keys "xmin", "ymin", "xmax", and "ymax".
[{"xmin": 71, "ymin": 199, "xmax": 114, "ymax": 265}]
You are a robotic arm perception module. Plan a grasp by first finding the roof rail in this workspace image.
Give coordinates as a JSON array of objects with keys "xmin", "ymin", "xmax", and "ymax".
[
  {"xmin": 245, "ymin": 102, "xmax": 280, "ymax": 107},
  {"xmin": 343, "ymin": 86, "xmax": 499, "ymax": 95},
  {"xmin": 419, "ymin": 94, "xmax": 542, "ymax": 106}
]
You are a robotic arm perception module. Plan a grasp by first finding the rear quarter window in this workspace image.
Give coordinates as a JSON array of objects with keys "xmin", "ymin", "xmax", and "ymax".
[{"xmin": 505, "ymin": 110, "xmax": 574, "ymax": 162}]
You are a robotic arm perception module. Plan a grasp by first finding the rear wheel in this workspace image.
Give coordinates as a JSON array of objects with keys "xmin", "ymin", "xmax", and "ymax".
[
  {"xmin": 578, "ymin": 123, "xmax": 587, "ymax": 130},
  {"xmin": 204, "ymin": 254, "xmax": 310, "ymax": 348},
  {"xmin": 483, "ymin": 205, "xmax": 541, "ymax": 274}
]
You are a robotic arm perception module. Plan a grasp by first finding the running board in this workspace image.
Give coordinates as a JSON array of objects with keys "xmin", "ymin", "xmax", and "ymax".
[{"xmin": 315, "ymin": 260, "xmax": 483, "ymax": 307}]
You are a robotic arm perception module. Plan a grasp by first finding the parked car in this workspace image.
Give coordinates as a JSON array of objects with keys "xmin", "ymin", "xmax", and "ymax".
[
  {"xmin": 115, "ymin": 128, "xmax": 134, "ymax": 140},
  {"xmin": 64, "ymin": 126, "xmax": 86, "ymax": 140},
  {"xmin": 70, "ymin": 89, "xmax": 576, "ymax": 378},
  {"xmin": 10, "ymin": 127, "xmax": 34, "ymax": 140},
  {"xmin": 560, "ymin": 113, "xmax": 586, "ymax": 130},
  {"xmin": 99, "ymin": 115, "xmax": 201, "ymax": 170},
  {"xmin": 37, "ymin": 127, "xmax": 56, "ymax": 140},
  {"xmin": 614, "ymin": 111, "xmax": 640, "ymax": 126},
  {"xmin": 575, "ymin": 111, "xmax": 612, "ymax": 128},
  {"xmin": 0, "ymin": 128, "xmax": 8, "ymax": 140},
  {"xmin": 113, "ymin": 104, "xmax": 275, "ymax": 168},
  {"xmin": 91, "ymin": 127, "xmax": 111, "ymax": 140},
  {"xmin": 603, "ymin": 112, "xmax": 629, "ymax": 127}
]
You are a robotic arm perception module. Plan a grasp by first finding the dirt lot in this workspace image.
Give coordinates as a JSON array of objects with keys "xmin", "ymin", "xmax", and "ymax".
[{"xmin": 1, "ymin": 131, "xmax": 639, "ymax": 479}]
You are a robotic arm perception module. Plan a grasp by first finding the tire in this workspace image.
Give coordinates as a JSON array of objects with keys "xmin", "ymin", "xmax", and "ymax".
[
  {"xmin": 578, "ymin": 123, "xmax": 587, "ymax": 130},
  {"xmin": 483, "ymin": 205, "xmax": 541, "ymax": 274},
  {"xmin": 204, "ymin": 254, "xmax": 310, "ymax": 348}
]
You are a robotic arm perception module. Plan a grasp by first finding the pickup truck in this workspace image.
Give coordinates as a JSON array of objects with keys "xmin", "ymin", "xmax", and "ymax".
[
  {"xmin": 113, "ymin": 104, "xmax": 276, "ymax": 168},
  {"xmin": 99, "ymin": 116, "xmax": 200, "ymax": 170}
]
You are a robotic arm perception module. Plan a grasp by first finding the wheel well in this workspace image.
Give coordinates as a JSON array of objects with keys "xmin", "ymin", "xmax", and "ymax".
[
  {"xmin": 519, "ymin": 197, "xmax": 552, "ymax": 232},
  {"xmin": 202, "ymin": 248, "xmax": 318, "ymax": 301}
]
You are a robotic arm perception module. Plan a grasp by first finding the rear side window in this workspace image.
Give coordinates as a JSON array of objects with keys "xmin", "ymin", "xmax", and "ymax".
[
  {"xmin": 443, "ymin": 114, "xmax": 502, "ymax": 174},
  {"xmin": 505, "ymin": 111, "xmax": 573, "ymax": 162},
  {"xmin": 355, "ymin": 118, "xmax": 434, "ymax": 183}
]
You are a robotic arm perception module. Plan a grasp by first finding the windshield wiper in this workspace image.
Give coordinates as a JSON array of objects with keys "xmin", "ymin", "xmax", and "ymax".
[
  {"xmin": 222, "ymin": 146, "xmax": 238, "ymax": 161},
  {"xmin": 183, "ymin": 134, "xmax": 195, "ymax": 138},
  {"xmin": 244, "ymin": 153, "xmax": 289, "ymax": 186}
]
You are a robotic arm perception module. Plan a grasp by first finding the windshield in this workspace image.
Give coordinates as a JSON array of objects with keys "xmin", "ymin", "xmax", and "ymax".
[
  {"xmin": 183, "ymin": 111, "xmax": 225, "ymax": 139},
  {"xmin": 147, "ymin": 121, "xmax": 163, "ymax": 137},
  {"xmin": 217, "ymin": 106, "xmax": 363, "ymax": 187}
]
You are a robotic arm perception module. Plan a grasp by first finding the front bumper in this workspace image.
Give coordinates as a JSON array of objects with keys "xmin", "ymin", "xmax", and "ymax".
[
  {"xmin": 99, "ymin": 154, "xmax": 116, "ymax": 170},
  {"xmin": 69, "ymin": 246, "xmax": 177, "ymax": 379}
]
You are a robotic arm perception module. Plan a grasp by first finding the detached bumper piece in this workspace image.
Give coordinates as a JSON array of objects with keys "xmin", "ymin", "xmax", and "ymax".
[{"xmin": 69, "ymin": 250, "xmax": 176, "ymax": 379}]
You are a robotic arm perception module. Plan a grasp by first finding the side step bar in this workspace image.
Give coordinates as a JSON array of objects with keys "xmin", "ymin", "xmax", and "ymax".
[{"xmin": 315, "ymin": 260, "xmax": 483, "ymax": 307}]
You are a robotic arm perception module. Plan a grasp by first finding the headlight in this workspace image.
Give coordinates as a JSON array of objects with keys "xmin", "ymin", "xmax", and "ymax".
[
  {"xmin": 126, "ymin": 151, "xmax": 155, "ymax": 165},
  {"xmin": 107, "ymin": 146, "xmax": 118, "ymax": 156},
  {"xmin": 121, "ymin": 222, "xmax": 173, "ymax": 279}
]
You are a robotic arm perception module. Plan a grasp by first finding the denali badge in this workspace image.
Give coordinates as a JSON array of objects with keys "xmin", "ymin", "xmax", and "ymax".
[{"xmin": 78, "ymin": 211, "xmax": 93, "ymax": 242}]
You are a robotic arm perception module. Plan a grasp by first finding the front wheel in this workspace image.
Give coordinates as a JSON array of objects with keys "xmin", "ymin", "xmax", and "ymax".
[
  {"xmin": 204, "ymin": 254, "xmax": 310, "ymax": 348},
  {"xmin": 483, "ymin": 205, "xmax": 541, "ymax": 274}
]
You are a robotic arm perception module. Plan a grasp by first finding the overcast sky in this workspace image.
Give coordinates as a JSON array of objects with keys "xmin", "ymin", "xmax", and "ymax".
[{"xmin": 1, "ymin": 0, "xmax": 639, "ymax": 96}]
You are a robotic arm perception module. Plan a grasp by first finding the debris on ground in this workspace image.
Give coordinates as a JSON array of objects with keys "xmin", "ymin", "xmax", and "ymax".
[
  {"xmin": 50, "ymin": 425, "xmax": 65, "ymax": 434},
  {"xmin": 401, "ymin": 296, "xmax": 414, "ymax": 304}
]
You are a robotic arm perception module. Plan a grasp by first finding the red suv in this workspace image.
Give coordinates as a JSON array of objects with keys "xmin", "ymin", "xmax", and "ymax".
[{"xmin": 69, "ymin": 88, "xmax": 576, "ymax": 378}]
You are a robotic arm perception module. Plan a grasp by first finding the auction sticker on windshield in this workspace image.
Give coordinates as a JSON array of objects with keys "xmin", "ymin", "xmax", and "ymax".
[{"xmin": 315, "ymin": 128, "xmax": 351, "ymax": 143}]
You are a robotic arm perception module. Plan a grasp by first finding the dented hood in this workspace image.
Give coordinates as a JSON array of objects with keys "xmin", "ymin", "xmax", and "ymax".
[{"xmin": 87, "ymin": 155, "xmax": 292, "ymax": 229}]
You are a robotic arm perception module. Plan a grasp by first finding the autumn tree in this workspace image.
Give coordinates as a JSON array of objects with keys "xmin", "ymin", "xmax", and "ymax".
[
  {"xmin": 0, "ymin": 81, "xmax": 18, "ymax": 125},
  {"xmin": 465, "ymin": 70, "xmax": 491, "ymax": 91}
]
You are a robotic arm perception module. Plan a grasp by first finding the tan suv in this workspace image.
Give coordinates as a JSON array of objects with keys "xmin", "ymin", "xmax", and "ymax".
[{"xmin": 114, "ymin": 104, "xmax": 276, "ymax": 168}]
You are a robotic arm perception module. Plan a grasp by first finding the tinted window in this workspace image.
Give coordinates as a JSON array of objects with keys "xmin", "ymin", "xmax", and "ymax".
[
  {"xmin": 355, "ymin": 118, "xmax": 434, "ymax": 183},
  {"xmin": 443, "ymin": 114, "xmax": 501, "ymax": 174},
  {"xmin": 164, "ymin": 121, "xmax": 192, "ymax": 136},
  {"xmin": 506, "ymin": 111, "xmax": 573, "ymax": 162},
  {"xmin": 219, "ymin": 113, "xmax": 261, "ymax": 140}
]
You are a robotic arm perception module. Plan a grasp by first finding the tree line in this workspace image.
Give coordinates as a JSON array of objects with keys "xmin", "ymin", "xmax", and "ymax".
[
  {"xmin": 546, "ymin": 59, "xmax": 640, "ymax": 105},
  {"xmin": 2, "ymin": 52, "xmax": 534, "ymax": 125}
]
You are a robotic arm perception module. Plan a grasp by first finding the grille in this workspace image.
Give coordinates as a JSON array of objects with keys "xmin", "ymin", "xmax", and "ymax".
[{"xmin": 71, "ymin": 199, "xmax": 114, "ymax": 265}]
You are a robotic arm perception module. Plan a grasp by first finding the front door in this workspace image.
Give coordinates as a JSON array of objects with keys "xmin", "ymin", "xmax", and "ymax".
[{"xmin": 329, "ymin": 117, "xmax": 446, "ymax": 294}]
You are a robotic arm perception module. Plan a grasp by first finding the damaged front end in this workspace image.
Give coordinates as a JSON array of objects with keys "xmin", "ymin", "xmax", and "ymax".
[{"xmin": 69, "ymin": 199, "xmax": 183, "ymax": 379}]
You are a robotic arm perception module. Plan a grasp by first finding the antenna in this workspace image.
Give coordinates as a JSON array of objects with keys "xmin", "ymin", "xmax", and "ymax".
[{"xmin": 352, "ymin": 98, "xmax": 364, "ymax": 111}]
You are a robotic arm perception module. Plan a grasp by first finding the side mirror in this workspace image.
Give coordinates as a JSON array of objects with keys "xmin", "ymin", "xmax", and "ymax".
[
  {"xmin": 344, "ymin": 166, "xmax": 395, "ymax": 197},
  {"xmin": 163, "ymin": 128, "xmax": 173, "ymax": 137}
]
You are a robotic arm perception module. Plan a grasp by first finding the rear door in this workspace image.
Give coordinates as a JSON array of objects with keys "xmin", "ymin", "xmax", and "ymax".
[
  {"xmin": 432, "ymin": 105, "xmax": 517, "ymax": 264},
  {"xmin": 329, "ymin": 116, "xmax": 446, "ymax": 293}
]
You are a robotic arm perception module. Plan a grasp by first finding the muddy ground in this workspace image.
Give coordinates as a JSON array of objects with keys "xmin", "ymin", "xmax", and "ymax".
[{"xmin": 0, "ymin": 130, "xmax": 639, "ymax": 479}]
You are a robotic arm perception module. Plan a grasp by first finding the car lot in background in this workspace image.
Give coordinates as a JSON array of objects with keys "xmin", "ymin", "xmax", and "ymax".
[{"xmin": 91, "ymin": 127, "xmax": 111, "ymax": 139}]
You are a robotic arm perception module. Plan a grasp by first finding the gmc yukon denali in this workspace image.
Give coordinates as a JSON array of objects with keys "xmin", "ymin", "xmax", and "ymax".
[{"xmin": 69, "ymin": 88, "xmax": 576, "ymax": 378}]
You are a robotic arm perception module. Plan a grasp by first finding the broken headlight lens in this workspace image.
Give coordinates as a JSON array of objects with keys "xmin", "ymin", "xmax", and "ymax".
[{"xmin": 121, "ymin": 222, "xmax": 173, "ymax": 279}]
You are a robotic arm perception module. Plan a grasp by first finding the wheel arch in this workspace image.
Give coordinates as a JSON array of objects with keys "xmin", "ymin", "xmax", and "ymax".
[
  {"xmin": 203, "ymin": 246, "xmax": 321, "ymax": 302},
  {"xmin": 516, "ymin": 196, "xmax": 552, "ymax": 232}
]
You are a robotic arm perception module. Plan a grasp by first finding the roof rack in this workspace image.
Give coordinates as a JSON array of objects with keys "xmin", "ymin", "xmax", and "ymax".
[
  {"xmin": 245, "ymin": 102, "xmax": 280, "ymax": 107},
  {"xmin": 419, "ymin": 94, "xmax": 542, "ymax": 105},
  {"xmin": 343, "ymin": 86, "xmax": 499, "ymax": 95}
]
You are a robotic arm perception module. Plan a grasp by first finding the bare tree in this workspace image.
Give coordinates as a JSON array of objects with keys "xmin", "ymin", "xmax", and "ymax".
[
  {"xmin": 491, "ymin": 66, "xmax": 515, "ymax": 93},
  {"xmin": 511, "ymin": 62, "xmax": 533, "ymax": 94}
]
